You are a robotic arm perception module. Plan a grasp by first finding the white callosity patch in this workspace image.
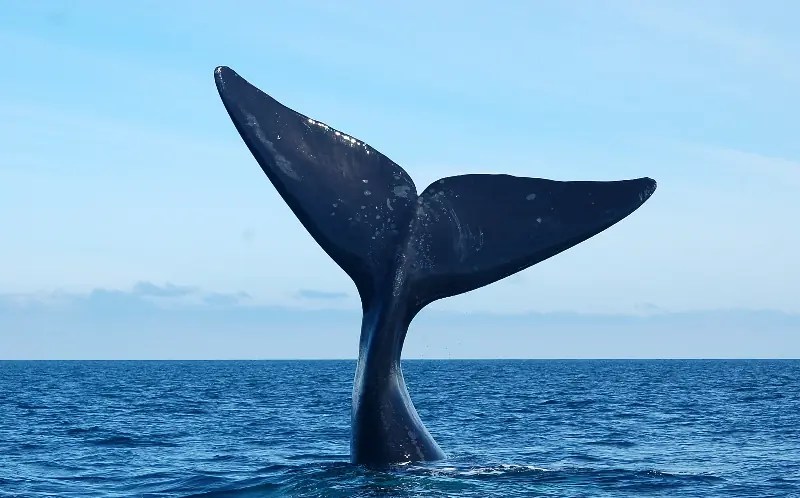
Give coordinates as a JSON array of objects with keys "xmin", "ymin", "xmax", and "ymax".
[
  {"xmin": 392, "ymin": 253, "xmax": 409, "ymax": 297},
  {"xmin": 393, "ymin": 185, "xmax": 412, "ymax": 198},
  {"xmin": 404, "ymin": 201, "xmax": 439, "ymax": 275},
  {"xmin": 638, "ymin": 182, "xmax": 657, "ymax": 203},
  {"xmin": 526, "ymin": 194, "xmax": 545, "ymax": 225},
  {"xmin": 423, "ymin": 187, "xmax": 486, "ymax": 264},
  {"xmin": 244, "ymin": 111, "xmax": 300, "ymax": 181},
  {"xmin": 447, "ymin": 203, "xmax": 471, "ymax": 262}
]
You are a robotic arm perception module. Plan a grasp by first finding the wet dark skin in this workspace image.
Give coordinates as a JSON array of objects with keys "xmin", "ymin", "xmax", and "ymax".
[{"xmin": 214, "ymin": 66, "xmax": 656, "ymax": 465}]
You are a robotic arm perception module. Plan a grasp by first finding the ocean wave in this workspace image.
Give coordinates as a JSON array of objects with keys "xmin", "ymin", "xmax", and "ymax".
[
  {"xmin": 88, "ymin": 434, "xmax": 178, "ymax": 448},
  {"xmin": 2, "ymin": 360, "xmax": 797, "ymax": 497}
]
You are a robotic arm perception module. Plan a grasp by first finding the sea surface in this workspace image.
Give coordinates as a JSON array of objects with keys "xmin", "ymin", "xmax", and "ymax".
[{"xmin": 1, "ymin": 360, "xmax": 798, "ymax": 497}]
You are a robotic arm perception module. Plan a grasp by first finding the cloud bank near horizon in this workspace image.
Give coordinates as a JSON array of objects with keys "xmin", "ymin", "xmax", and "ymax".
[{"xmin": 1, "ymin": 282, "xmax": 797, "ymax": 360}]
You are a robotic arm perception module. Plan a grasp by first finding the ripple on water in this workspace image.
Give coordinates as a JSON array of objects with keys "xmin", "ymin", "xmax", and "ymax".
[{"xmin": 0, "ymin": 360, "xmax": 797, "ymax": 497}]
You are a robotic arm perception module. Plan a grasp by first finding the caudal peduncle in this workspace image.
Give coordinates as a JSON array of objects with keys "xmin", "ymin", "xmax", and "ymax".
[{"xmin": 350, "ymin": 296, "xmax": 445, "ymax": 465}]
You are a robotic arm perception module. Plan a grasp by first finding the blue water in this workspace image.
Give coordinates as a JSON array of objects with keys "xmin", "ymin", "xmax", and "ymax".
[{"xmin": 1, "ymin": 360, "xmax": 798, "ymax": 497}]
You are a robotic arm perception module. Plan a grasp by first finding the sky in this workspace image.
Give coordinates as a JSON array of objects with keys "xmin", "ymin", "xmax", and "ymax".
[{"xmin": 1, "ymin": 1, "xmax": 798, "ymax": 358}]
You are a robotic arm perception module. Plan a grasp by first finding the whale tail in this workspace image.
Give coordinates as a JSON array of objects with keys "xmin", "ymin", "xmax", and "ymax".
[{"xmin": 214, "ymin": 66, "xmax": 656, "ymax": 314}]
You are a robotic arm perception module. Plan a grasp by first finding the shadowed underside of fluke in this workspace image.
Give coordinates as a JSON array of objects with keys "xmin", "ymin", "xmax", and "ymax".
[{"xmin": 213, "ymin": 65, "xmax": 657, "ymax": 466}]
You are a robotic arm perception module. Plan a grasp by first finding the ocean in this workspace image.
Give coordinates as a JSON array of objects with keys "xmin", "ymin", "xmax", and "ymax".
[{"xmin": 1, "ymin": 360, "xmax": 798, "ymax": 497}]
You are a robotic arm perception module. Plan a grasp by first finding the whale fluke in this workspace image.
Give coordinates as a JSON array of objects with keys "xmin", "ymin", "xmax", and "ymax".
[
  {"xmin": 214, "ymin": 66, "xmax": 419, "ymax": 309},
  {"xmin": 214, "ymin": 65, "xmax": 657, "ymax": 465},
  {"xmin": 405, "ymin": 174, "xmax": 655, "ymax": 312}
]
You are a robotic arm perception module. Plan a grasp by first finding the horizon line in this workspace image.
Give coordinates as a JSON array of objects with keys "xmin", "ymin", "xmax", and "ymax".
[{"xmin": 2, "ymin": 357, "xmax": 798, "ymax": 361}]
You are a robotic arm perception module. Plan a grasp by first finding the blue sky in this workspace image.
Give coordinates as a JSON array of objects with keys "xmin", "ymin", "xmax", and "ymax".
[{"xmin": 1, "ymin": 1, "xmax": 798, "ymax": 358}]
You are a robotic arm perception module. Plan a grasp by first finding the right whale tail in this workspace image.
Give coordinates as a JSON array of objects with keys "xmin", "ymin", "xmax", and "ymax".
[
  {"xmin": 215, "ymin": 65, "xmax": 657, "ymax": 464},
  {"xmin": 214, "ymin": 66, "xmax": 657, "ymax": 314}
]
